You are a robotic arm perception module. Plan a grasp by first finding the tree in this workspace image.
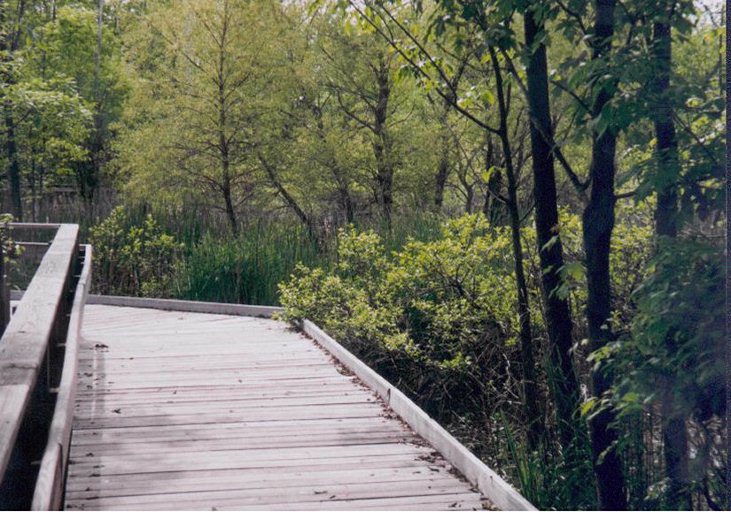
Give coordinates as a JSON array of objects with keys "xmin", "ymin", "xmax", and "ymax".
[
  {"xmin": 344, "ymin": 0, "xmax": 549, "ymax": 453},
  {"xmin": 320, "ymin": 21, "xmax": 403, "ymax": 228},
  {"xmin": 119, "ymin": 0, "xmax": 278, "ymax": 235},
  {"xmin": 520, "ymin": 2, "xmax": 585, "ymax": 461},
  {"xmin": 1, "ymin": 0, "xmax": 27, "ymax": 220},
  {"xmin": 580, "ymin": 0, "xmax": 628, "ymax": 508}
]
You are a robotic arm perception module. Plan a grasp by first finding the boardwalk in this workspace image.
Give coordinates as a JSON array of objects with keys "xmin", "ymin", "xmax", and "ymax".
[{"xmin": 65, "ymin": 305, "xmax": 490, "ymax": 510}]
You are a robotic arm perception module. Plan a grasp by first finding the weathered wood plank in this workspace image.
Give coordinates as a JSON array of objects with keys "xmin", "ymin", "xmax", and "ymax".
[
  {"xmin": 86, "ymin": 296, "xmax": 282, "ymax": 318},
  {"xmin": 0, "ymin": 224, "xmax": 79, "ymax": 493},
  {"xmin": 66, "ymin": 478, "xmax": 476, "ymax": 508},
  {"xmin": 69, "ymin": 432, "xmax": 415, "ymax": 458},
  {"xmin": 66, "ymin": 305, "xmax": 500, "ymax": 510},
  {"xmin": 65, "ymin": 466, "xmax": 453, "ymax": 498},
  {"xmin": 68, "ymin": 492, "xmax": 486, "ymax": 511},
  {"xmin": 303, "ymin": 319, "xmax": 535, "ymax": 511},
  {"xmin": 32, "ymin": 244, "xmax": 92, "ymax": 510}
]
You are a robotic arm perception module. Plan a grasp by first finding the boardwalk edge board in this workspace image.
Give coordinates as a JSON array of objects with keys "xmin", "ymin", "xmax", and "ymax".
[
  {"xmin": 302, "ymin": 319, "xmax": 537, "ymax": 512},
  {"xmin": 9, "ymin": 293, "xmax": 283, "ymax": 319}
]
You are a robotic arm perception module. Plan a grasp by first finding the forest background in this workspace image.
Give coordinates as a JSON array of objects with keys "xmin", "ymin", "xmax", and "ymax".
[{"xmin": 0, "ymin": 0, "xmax": 726, "ymax": 509}]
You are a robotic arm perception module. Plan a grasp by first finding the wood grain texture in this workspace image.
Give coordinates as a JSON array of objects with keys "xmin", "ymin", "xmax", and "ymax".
[
  {"xmin": 0, "ymin": 224, "xmax": 79, "ymax": 484},
  {"xmin": 303, "ymin": 320, "xmax": 536, "ymax": 511},
  {"xmin": 33, "ymin": 244, "xmax": 92, "ymax": 510},
  {"xmin": 65, "ymin": 305, "xmax": 491, "ymax": 511}
]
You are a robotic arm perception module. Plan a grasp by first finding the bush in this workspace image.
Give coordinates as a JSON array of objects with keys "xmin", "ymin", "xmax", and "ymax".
[
  {"xmin": 90, "ymin": 206, "xmax": 181, "ymax": 296},
  {"xmin": 279, "ymin": 214, "xmax": 527, "ymax": 422},
  {"xmin": 278, "ymin": 211, "xmax": 657, "ymax": 508}
]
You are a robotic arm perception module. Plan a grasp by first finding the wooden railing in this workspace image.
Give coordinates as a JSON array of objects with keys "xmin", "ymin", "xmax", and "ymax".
[{"xmin": 0, "ymin": 223, "xmax": 90, "ymax": 510}]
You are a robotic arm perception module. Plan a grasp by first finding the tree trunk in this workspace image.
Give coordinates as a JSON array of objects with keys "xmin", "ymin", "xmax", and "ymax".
[
  {"xmin": 522, "ymin": 7, "xmax": 582, "ymax": 453},
  {"xmin": 3, "ymin": 102, "xmax": 23, "ymax": 221},
  {"xmin": 663, "ymin": 407, "xmax": 691, "ymax": 509},
  {"xmin": 582, "ymin": 1, "xmax": 627, "ymax": 508},
  {"xmin": 482, "ymin": 133, "xmax": 507, "ymax": 224},
  {"xmin": 222, "ymin": 171, "xmax": 238, "ymax": 237},
  {"xmin": 258, "ymin": 153, "xmax": 318, "ymax": 244},
  {"xmin": 434, "ymin": 98, "xmax": 450, "ymax": 210},
  {"xmin": 217, "ymin": 7, "xmax": 238, "ymax": 238},
  {"xmin": 651, "ymin": 16, "xmax": 691, "ymax": 510},
  {"xmin": 489, "ymin": 46, "xmax": 543, "ymax": 450},
  {"xmin": 1, "ymin": 4, "xmax": 24, "ymax": 221},
  {"xmin": 372, "ymin": 58, "xmax": 393, "ymax": 227}
]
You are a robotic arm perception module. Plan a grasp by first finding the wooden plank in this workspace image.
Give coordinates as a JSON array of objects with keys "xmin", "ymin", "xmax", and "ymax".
[
  {"xmin": 78, "ymin": 365, "xmax": 341, "ymax": 383},
  {"xmin": 65, "ymin": 466, "xmax": 454, "ymax": 498},
  {"xmin": 73, "ymin": 386, "xmax": 363, "ymax": 403},
  {"xmin": 32, "ymin": 245, "xmax": 92, "ymax": 510},
  {"xmin": 0, "ymin": 224, "xmax": 78, "ymax": 483},
  {"xmin": 69, "ymin": 432, "xmax": 415, "ymax": 457},
  {"xmin": 303, "ymin": 319, "xmax": 535, "ymax": 511},
  {"xmin": 66, "ymin": 305, "xmax": 492, "ymax": 510},
  {"xmin": 69, "ymin": 419, "xmax": 402, "ymax": 444},
  {"xmin": 0, "ymin": 384, "xmax": 30, "ymax": 473},
  {"xmin": 76, "ymin": 377, "xmax": 353, "ymax": 394},
  {"xmin": 72, "ymin": 404, "xmax": 389, "ymax": 429},
  {"xmin": 86, "ymin": 296, "xmax": 282, "ymax": 318},
  {"xmin": 73, "ymin": 394, "xmax": 378, "ymax": 418},
  {"xmin": 67, "ymin": 453, "xmax": 438, "ymax": 479},
  {"xmin": 65, "ymin": 478, "xmax": 474, "ymax": 508},
  {"xmin": 68, "ymin": 492, "xmax": 485, "ymax": 511},
  {"xmin": 66, "ymin": 456, "xmax": 445, "ymax": 489},
  {"xmin": 69, "ymin": 440, "xmax": 427, "ymax": 464}
]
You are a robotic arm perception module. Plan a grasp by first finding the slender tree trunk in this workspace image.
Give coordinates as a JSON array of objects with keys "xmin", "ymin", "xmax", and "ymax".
[
  {"xmin": 216, "ymin": 4, "xmax": 238, "ymax": 237},
  {"xmin": 258, "ymin": 153, "xmax": 318, "ymax": 243},
  {"xmin": 1, "ymin": 4, "xmax": 23, "ymax": 221},
  {"xmin": 482, "ymin": 133, "xmax": 507, "ymax": 224},
  {"xmin": 3, "ymin": 103, "xmax": 22, "ymax": 220},
  {"xmin": 372, "ymin": 58, "xmax": 393, "ymax": 227},
  {"xmin": 489, "ymin": 46, "xmax": 543, "ymax": 450},
  {"xmin": 221, "ymin": 170, "xmax": 238, "ymax": 237},
  {"xmin": 651, "ymin": 16, "xmax": 692, "ymax": 510},
  {"xmin": 434, "ymin": 98, "xmax": 451, "ymax": 210},
  {"xmin": 582, "ymin": 1, "xmax": 627, "ymax": 508},
  {"xmin": 522, "ymin": 7, "xmax": 582, "ymax": 453}
]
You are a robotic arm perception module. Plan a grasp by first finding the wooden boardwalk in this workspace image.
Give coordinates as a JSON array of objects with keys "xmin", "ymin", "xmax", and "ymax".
[{"xmin": 65, "ymin": 305, "xmax": 490, "ymax": 510}]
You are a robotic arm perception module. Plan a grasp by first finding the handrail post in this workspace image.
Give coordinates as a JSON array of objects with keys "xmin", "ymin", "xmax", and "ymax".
[{"xmin": 0, "ymin": 235, "xmax": 9, "ymax": 334}]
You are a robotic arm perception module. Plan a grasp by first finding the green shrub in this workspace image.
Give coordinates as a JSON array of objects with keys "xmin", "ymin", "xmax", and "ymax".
[
  {"xmin": 90, "ymin": 206, "xmax": 182, "ymax": 296},
  {"xmin": 279, "ymin": 214, "xmax": 528, "ymax": 419}
]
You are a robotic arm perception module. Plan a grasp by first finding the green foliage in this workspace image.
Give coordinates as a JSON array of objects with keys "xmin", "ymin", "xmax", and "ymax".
[
  {"xmin": 172, "ymin": 223, "xmax": 325, "ymax": 306},
  {"xmin": 280, "ymin": 214, "xmax": 527, "ymax": 442},
  {"xmin": 280, "ymin": 210, "xmax": 658, "ymax": 507},
  {"xmin": 89, "ymin": 207, "xmax": 181, "ymax": 297},
  {"xmin": 611, "ymin": 236, "xmax": 724, "ymax": 417}
]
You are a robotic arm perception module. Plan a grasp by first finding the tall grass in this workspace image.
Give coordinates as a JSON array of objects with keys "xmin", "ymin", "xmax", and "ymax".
[
  {"xmin": 171, "ymin": 222, "xmax": 327, "ymax": 305},
  {"xmin": 164, "ymin": 211, "xmax": 443, "ymax": 306},
  {"xmin": 85, "ymin": 201, "xmax": 445, "ymax": 305}
]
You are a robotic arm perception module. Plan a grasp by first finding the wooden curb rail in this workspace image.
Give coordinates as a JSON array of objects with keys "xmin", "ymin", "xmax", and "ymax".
[{"xmin": 302, "ymin": 320, "xmax": 536, "ymax": 511}]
